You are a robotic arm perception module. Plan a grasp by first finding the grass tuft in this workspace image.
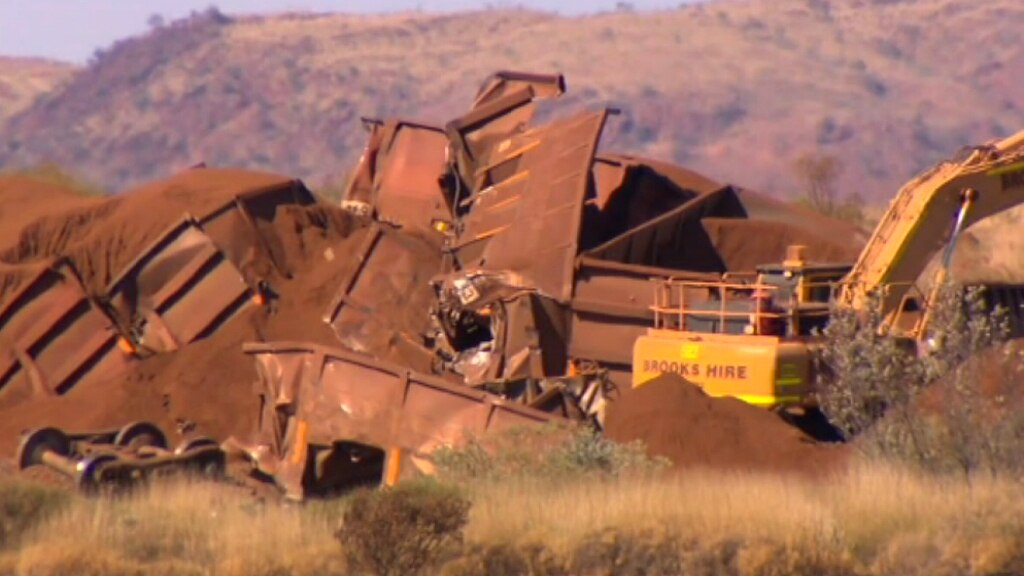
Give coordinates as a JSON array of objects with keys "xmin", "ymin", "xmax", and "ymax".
[{"xmin": 0, "ymin": 478, "xmax": 70, "ymax": 549}]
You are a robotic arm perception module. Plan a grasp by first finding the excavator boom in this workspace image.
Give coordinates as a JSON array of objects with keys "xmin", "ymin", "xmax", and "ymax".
[{"xmin": 841, "ymin": 129, "xmax": 1024, "ymax": 319}]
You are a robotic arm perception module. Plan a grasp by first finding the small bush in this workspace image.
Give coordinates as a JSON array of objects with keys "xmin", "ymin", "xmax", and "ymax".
[
  {"xmin": 433, "ymin": 424, "xmax": 668, "ymax": 483},
  {"xmin": 816, "ymin": 289, "xmax": 924, "ymax": 439},
  {"xmin": 336, "ymin": 479, "xmax": 470, "ymax": 576},
  {"xmin": 817, "ymin": 281, "xmax": 1024, "ymax": 477},
  {"xmin": 569, "ymin": 528, "xmax": 684, "ymax": 576},
  {"xmin": 0, "ymin": 479, "xmax": 71, "ymax": 548}
]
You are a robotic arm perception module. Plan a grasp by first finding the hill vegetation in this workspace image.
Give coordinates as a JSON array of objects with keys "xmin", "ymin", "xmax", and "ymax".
[
  {"xmin": 0, "ymin": 57, "xmax": 75, "ymax": 123},
  {"xmin": 0, "ymin": 0, "xmax": 1021, "ymax": 200}
]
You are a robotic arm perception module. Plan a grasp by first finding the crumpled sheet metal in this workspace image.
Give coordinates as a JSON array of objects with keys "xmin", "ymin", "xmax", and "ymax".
[
  {"xmin": 496, "ymin": 292, "xmax": 569, "ymax": 381},
  {"xmin": 104, "ymin": 217, "xmax": 253, "ymax": 354},
  {"xmin": 455, "ymin": 109, "xmax": 609, "ymax": 302},
  {"xmin": 476, "ymin": 369, "xmax": 614, "ymax": 428},
  {"xmin": 336, "ymin": 73, "xmax": 601, "ymax": 305},
  {"xmin": 341, "ymin": 119, "xmax": 451, "ymax": 235},
  {"xmin": 198, "ymin": 179, "xmax": 317, "ymax": 281},
  {"xmin": 322, "ymin": 223, "xmax": 440, "ymax": 372},
  {"xmin": 446, "ymin": 72, "xmax": 566, "ymax": 198},
  {"xmin": 472, "ymin": 71, "xmax": 565, "ymax": 109},
  {"xmin": 429, "ymin": 270, "xmax": 569, "ymax": 387},
  {"xmin": 242, "ymin": 341, "xmax": 559, "ymax": 499},
  {"xmin": 582, "ymin": 186, "xmax": 744, "ymax": 271},
  {"xmin": 0, "ymin": 261, "xmax": 131, "ymax": 409}
]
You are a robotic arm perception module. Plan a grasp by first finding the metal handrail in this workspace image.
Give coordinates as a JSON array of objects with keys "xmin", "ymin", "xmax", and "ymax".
[
  {"xmin": 650, "ymin": 277, "xmax": 930, "ymax": 336},
  {"xmin": 651, "ymin": 280, "xmax": 787, "ymax": 335}
]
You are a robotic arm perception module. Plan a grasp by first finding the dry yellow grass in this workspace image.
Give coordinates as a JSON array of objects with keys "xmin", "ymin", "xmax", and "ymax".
[
  {"xmin": 1, "ymin": 481, "xmax": 345, "ymax": 576},
  {"xmin": 3, "ymin": 462, "xmax": 1024, "ymax": 575},
  {"xmin": 466, "ymin": 462, "xmax": 1024, "ymax": 573}
]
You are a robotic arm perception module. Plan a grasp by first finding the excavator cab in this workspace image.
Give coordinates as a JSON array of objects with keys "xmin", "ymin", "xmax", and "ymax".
[
  {"xmin": 632, "ymin": 246, "xmax": 848, "ymax": 409},
  {"xmin": 752, "ymin": 245, "xmax": 851, "ymax": 337}
]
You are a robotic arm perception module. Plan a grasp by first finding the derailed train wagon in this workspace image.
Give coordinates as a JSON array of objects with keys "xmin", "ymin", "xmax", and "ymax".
[{"xmin": 237, "ymin": 341, "xmax": 562, "ymax": 500}]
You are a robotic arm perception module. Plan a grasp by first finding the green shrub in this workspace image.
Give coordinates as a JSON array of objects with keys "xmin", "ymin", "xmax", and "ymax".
[
  {"xmin": 336, "ymin": 479, "xmax": 470, "ymax": 576},
  {"xmin": 815, "ymin": 288, "xmax": 925, "ymax": 439},
  {"xmin": 433, "ymin": 424, "xmax": 668, "ymax": 483},
  {"xmin": 817, "ymin": 281, "xmax": 1024, "ymax": 477},
  {"xmin": 0, "ymin": 479, "xmax": 71, "ymax": 548},
  {"xmin": 546, "ymin": 426, "xmax": 668, "ymax": 477}
]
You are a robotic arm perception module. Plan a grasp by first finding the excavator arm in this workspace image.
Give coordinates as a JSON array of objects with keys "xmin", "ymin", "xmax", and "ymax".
[{"xmin": 841, "ymin": 129, "xmax": 1024, "ymax": 324}]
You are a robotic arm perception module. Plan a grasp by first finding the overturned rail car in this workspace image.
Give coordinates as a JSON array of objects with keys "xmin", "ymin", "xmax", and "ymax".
[{"xmin": 239, "ymin": 341, "xmax": 562, "ymax": 499}]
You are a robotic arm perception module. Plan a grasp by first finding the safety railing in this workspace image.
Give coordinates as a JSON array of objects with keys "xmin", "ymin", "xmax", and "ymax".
[
  {"xmin": 651, "ymin": 279, "xmax": 793, "ymax": 335},
  {"xmin": 650, "ymin": 277, "xmax": 929, "ymax": 337}
]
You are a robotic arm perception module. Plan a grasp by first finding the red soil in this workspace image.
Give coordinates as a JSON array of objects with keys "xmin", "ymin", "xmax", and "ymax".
[
  {"xmin": 604, "ymin": 374, "xmax": 848, "ymax": 476},
  {"xmin": 0, "ymin": 168, "xmax": 294, "ymax": 304},
  {"xmin": 0, "ymin": 174, "xmax": 100, "ymax": 252},
  {"xmin": 702, "ymin": 217, "xmax": 858, "ymax": 271}
]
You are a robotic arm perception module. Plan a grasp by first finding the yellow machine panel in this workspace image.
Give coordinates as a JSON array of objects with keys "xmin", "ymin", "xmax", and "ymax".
[{"xmin": 632, "ymin": 329, "xmax": 813, "ymax": 408}]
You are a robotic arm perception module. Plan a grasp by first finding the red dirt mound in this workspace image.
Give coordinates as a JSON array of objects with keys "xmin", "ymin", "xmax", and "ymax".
[
  {"xmin": 899, "ymin": 339, "xmax": 1024, "ymax": 419},
  {"xmin": 0, "ymin": 168, "xmax": 294, "ymax": 303},
  {"xmin": 702, "ymin": 217, "xmax": 858, "ymax": 271},
  {"xmin": 604, "ymin": 374, "xmax": 848, "ymax": 476},
  {"xmin": 0, "ymin": 174, "xmax": 100, "ymax": 252}
]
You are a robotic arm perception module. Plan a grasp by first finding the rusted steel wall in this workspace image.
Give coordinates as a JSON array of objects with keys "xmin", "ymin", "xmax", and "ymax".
[
  {"xmin": 582, "ymin": 187, "xmax": 744, "ymax": 272},
  {"xmin": 243, "ymin": 341, "xmax": 559, "ymax": 498},
  {"xmin": 455, "ymin": 110, "xmax": 608, "ymax": 302},
  {"xmin": 372, "ymin": 121, "xmax": 450, "ymax": 234},
  {"xmin": 341, "ymin": 119, "xmax": 451, "ymax": 236},
  {"xmin": 104, "ymin": 218, "xmax": 253, "ymax": 354},
  {"xmin": 583, "ymin": 156, "xmax": 709, "ymax": 251},
  {"xmin": 199, "ymin": 181, "xmax": 316, "ymax": 279},
  {"xmin": 322, "ymin": 223, "xmax": 441, "ymax": 372},
  {"xmin": 0, "ymin": 262, "xmax": 131, "ymax": 409},
  {"xmin": 569, "ymin": 257, "xmax": 719, "ymax": 387}
]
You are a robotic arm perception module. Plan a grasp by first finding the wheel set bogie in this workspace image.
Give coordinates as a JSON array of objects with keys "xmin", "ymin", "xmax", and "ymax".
[{"xmin": 15, "ymin": 422, "xmax": 224, "ymax": 490}]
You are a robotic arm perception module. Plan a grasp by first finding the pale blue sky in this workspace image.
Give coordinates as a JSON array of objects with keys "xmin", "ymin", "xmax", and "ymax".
[{"xmin": 0, "ymin": 0, "xmax": 697, "ymax": 63}]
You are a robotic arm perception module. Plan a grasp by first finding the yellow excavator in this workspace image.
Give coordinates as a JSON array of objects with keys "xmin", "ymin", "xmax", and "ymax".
[{"xmin": 632, "ymin": 129, "xmax": 1024, "ymax": 410}]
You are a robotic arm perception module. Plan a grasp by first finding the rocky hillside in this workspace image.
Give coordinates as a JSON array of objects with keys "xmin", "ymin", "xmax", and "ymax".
[
  {"xmin": 0, "ymin": 57, "xmax": 76, "ymax": 122},
  {"xmin": 0, "ymin": 0, "xmax": 1021, "ymax": 200}
]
